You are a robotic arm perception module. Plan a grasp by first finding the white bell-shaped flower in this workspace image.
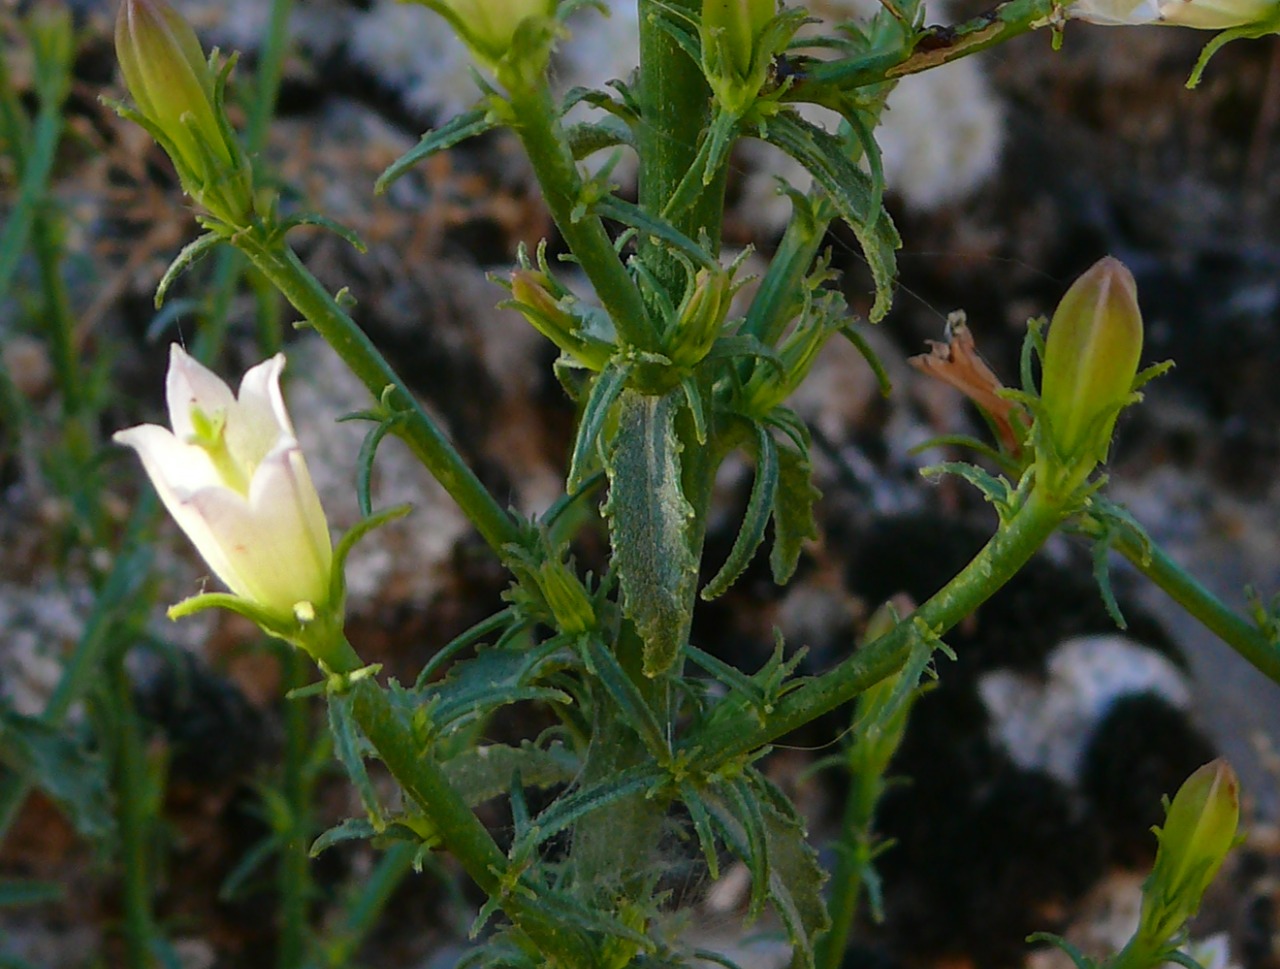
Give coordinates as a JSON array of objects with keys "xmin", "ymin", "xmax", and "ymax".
[{"xmin": 115, "ymin": 345, "xmax": 333, "ymax": 623}]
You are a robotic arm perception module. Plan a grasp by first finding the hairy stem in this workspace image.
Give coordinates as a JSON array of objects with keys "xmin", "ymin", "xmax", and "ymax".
[
  {"xmin": 504, "ymin": 79, "xmax": 655, "ymax": 351},
  {"xmin": 236, "ymin": 233, "xmax": 523, "ymax": 556},
  {"xmin": 685, "ymin": 485, "xmax": 1064, "ymax": 766},
  {"xmin": 1112, "ymin": 530, "xmax": 1280, "ymax": 686}
]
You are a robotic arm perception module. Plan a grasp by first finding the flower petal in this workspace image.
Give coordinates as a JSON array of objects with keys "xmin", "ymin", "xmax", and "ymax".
[
  {"xmin": 113, "ymin": 423, "xmax": 225, "ymax": 498},
  {"xmin": 228, "ymin": 353, "xmax": 290, "ymax": 471},
  {"xmin": 166, "ymin": 344, "xmax": 236, "ymax": 443},
  {"xmin": 176, "ymin": 442, "xmax": 333, "ymax": 616}
]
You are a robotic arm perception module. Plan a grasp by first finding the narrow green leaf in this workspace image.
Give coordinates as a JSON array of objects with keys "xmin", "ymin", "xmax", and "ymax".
[
  {"xmin": 278, "ymin": 213, "xmax": 368, "ymax": 253},
  {"xmin": 220, "ymin": 834, "xmax": 281, "ymax": 898},
  {"xmin": 442, "ymin": 742, "xmax": 578, "ymax": 807},
  {"xmin": 354, "ymin": 414, "xmax": 406, "ymax": 518},
  {"xmin": 309, "ymin": 817, "xmax": 378, "ymax": 858},
  {"xmin": 565, "ymin": 117, "xmax": 635, "ymax": 160},
  {"xmin": 415, "ymin": 607, "xmax": 518, "ymax": 688},
  {"xmin": 770, "ymin": 438, "xmax": 821, "ymax": 585},
  {"xmin": 375, "ymin": 107, "xmax": 497, "ymax": 194},
  {"xmin": 757, "ymin": 111, "xmax": 900, "ymax": 321},
  {"xmin": 702, "ymin": 424, "xmax": 780, "ymax": 600},
  {"xmin": 155, "ymin": 231, "xmax": 223, "ymax": 308},
  {"xmin": 582, "ymin": 638, "xmax": 670, "ymax": 759},
  {"xmin": 327, "ymin": 691, "xmax": 383, "ymax": 831},
  {"xmin": 515, "ymin": 765, "xmax": 662, "ymax": 853},
  {"xmin": 751, "ymin": 772, "xmax": 831, "ymax": 969},
  {"xmin": 680, "ymin": 783, "xmax": 721, "ymax": 881},
  {"xmin": 684, "ymin": 644, "xmax": 767, "ymax": 712},
  {"xmin": 604, "ymin": 390, "xmax": 698, "ymax": 677},
  {"xmin": 1090, "ymin": 530, "xmax": 1128, "ymax": 631},
  {"xmin": 680, "ymin": 375, "xmax": 707, "ymax": 446},
  {"xmin": 596, "ymin": 195, "xmax": 718, "ymax": 270},
  {"xmin": 569, "ymin": 361, "xmax": 630, "ymax": 491},
  {"xmin": 0, "ymin": 708, "xmax": 112, "ymax": 841}
]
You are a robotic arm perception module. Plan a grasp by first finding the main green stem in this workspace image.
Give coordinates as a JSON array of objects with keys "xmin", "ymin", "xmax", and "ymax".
[
  {"xmin": 813, "ymin": 755, "xmax": 881, "ymax": 969},
  {"xmin": 313, "ymin": 639, "xmax": 590, "ymax": 962},
  {"xmin": 686, "ymin": 486, "xmax": 1064, "ymax": 766},
  {"xmin": 236, "ymin": 234, "xmax": 522, "ymax": 557},
  {"xmin": 504, "ymin": 79, "xmax": 655, "ymax": 351},
  {"xmin": 277, "ymin": 647, "xmax": 312, "ymax": 969}
]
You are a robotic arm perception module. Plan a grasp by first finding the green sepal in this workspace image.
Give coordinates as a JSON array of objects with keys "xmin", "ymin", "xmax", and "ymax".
[
  {"xmin": 375, "ymin": 106, "xmax": 498, "ymax": 194},
  {"xmin": 328, "ymin": 503, "xmax": 414, "ymax": 609},
  {"xmin": 581, "ymin": 637, "xmax": 671, "ymax": 760},
  {"xmin": 155, "ymin": 231, "xmax": 225, "ymax": 308},
  {"xmin": 1187, "ymin": 17, "xmax": 1280, "ymax": 89},
  {"xmin": 702, "ymin": 422, "xmax": 779, "ymax": 600},
  {"xmin": 569, "ymin": 360, "xmax": 631, "ymax": 491},
  {"xmin": 704, "ymin": 335, "xmax": 786, "ymax": 378},
  {"xmin": 604, "ymin": 389, "xmax": 699, "ymax": 677},
  {"xmin": 755, "ymin": 110, "xmax": 899, "ymax": 321},
  {"xmin": 167, "ymin": 591, "xmax": 291, "ymax": 633}
]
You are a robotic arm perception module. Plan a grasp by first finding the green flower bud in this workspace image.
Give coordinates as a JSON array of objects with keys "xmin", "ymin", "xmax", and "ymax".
[
  {"xmin": 668, "ymin": 268, "xmax": 731, "ymax": 369},
  {"xmin": 700, "ymin": 0, "xmax": 779, "ymax": 113},
  {"xmin": 1137, "ymin": 759, "xmax": 1240, "ymax": 947},
  {"xmin": 702, "ymin": 0, "xmax": 776, "ymax": 83},
  {"xmin": 114, "ymin": 0, "xmax": 252, "ymax": 224},
  {"xmin": 1036, "ymin": 256, "xmax": 1143, "ymax": 494},
  {"xmin": 410, "ymin": 0, "xmax": 557, "ymax": 68},
  {"xmin": 509, "ymin": 269, "xmax": 613, "ymax": 371}
]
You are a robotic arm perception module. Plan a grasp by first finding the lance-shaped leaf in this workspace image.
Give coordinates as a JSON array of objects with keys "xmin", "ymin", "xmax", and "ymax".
[
  {"xmin": 702, "ymin": 423, "xmax": 779, "ymax": 601},
  {"xmin": 770, "ymin": 432, "xmax": 821, "ymax": 585},
  {"xmin": 375, "ymin": 107, "xmax": 497, "ymax": 194},
  {"xmin": 604, "ymin": 389, "xmax": 699, "ymax": 677},
  {"xmin": 756, "ymin": 111, "xmax": 900, "ymax": 322}
]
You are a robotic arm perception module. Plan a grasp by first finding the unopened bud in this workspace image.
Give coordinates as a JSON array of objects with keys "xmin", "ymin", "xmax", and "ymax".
[
  {"xmin": 114, "ymin": 0, "xmax": 252, "ymax": 224},
  {"xmin": 1036, "ymin": 256, "xmax": 1143, "ymax": 494},
  {"xmin": 668, "ymin": 268, "xmax": 731, "ymax": 368},
  {"xmin": 509, "ymin": 269, "xmax": 612, "ymax": 370},
  {"xmin": 410, "ymin": 0, "xmax": 557, "ymax": 67},
  {"xmin": 700, "ymin": 0, "xmax": 780, "ymax": 113},
  {"xmin": 702, "ymin": 0, "xmax": 776, "ymax": 83},
  {"xmin": 1137, "ymin": 759, "xmax": 1240, "ymax": 946},
  {"xmin": 742, "ymin": 312, "xmax": 838, "ymax": 416}
]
